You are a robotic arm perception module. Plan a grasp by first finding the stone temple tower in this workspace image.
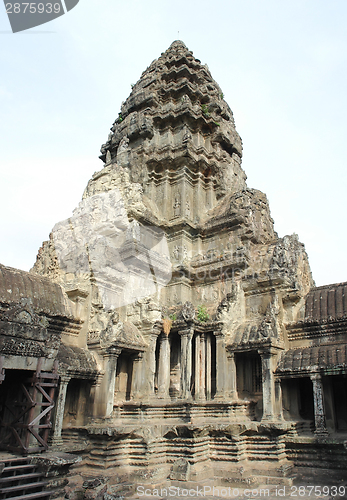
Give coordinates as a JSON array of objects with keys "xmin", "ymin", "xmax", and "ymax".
[{"xmin": 30, "ymin": 41, "xmax": 335, "ymax": 483}]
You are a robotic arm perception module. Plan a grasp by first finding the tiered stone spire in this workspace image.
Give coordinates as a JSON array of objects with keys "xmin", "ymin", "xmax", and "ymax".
[
  {"xmin": 100, "ymin": 40, "xmax": 246, "ymax": 219},
  {"xmin": 31, "ymin": 43, "xmax": 317, "ymax": 464},
  {"xmin": 35, "ymin": 41, "xmax": 312, "ymax": 314}
]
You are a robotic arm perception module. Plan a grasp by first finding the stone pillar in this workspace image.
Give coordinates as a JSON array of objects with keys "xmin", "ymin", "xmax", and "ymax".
[
  {"xmin": 180, "ymin": 332, "xmax": 188, "ymax": 398},
  {"xmin": 260, "ymin": 349, "xmax": 277, "ymax": 422},
  {"xmin": 141, "ymin": 331, "xmax": 159, "ymax": 401},
  {"xmin": 311, "ymin": 373, "xmax": 328, "ymax": 435},
  {"xmin": 206, "ymin": 334, "xmax": 212, "ymax": 400},
  {"xmin": 147, "ymin": 332, "xmax": 159, "ymax": 398},
  {"xmin": 194, "ymin": 333, "xmax": 201, "ymax": 400},
  {"xmin": 214, "ymin": 333, "xmax": 227, "ymax": 400},
  {"xmin": 158, "ymin": 334, "xmax": 170, "ymax": 399},
  {"xmin": 179, "ymin": 328, "xmax": 193, "ymax": 400},
  {"xmin": 131, "ymin": 352, "xmax": 144, "ymax": 401},
  {"xmin": 186, "ymin": 328, "xmax": 193, "ymax": 398},
  {"xmin": 275, "ymin": 378, "xmax": 283, "ymax": 420},
  {"xmin": 198, "ymin": 334, "xmax": 206, "ymax": 400},
  {"xmin": 227, "ymin": 352, "xmax": 238, "ymax": 400},
  {"xmin": 50, "ymin": 375, "xmax": 71, "ymax": 447},
  {"xmin": 98, "ymin": 347, "xmax": 121, "ymax": 418}
]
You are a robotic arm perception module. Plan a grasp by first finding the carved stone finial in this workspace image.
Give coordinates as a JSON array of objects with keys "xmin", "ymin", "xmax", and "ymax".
[{"xmin": 180, "ymin": 301, "xmax": 195, "ymax": 322}]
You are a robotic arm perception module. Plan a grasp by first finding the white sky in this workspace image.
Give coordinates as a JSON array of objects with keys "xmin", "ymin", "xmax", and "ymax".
[{"xmin": 0, "ymin": 0, "xmax": 346, "ymax": 287}]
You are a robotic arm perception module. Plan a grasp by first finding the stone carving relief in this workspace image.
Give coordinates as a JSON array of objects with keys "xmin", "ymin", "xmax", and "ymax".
[
  {"xmin": 0, "ymin": 299, "xmax": 44, "ymax": 327},
  {"xmin": 257, "ymin": 295, "xmax": 282, "ymax": 341},
  {"xmin": 117, "ymin": 136, "xmax": 129, "ymax": 154},
  {"xmin": 0, "ymin": 338, "xmax": 43, "ymax": 357},
  {"xmin": 173, "ymin": 193, "xmax": 181, "ymax": 217},
  {"xmin": 182, "ymin": 126, "xmax": 192, "ymax": 143},
  {"xmin": 180, "ymin": 301, "xmax": 195, "ymax": 322},
  {"xmin": 185, "ymin": 200, "xmax": 191, "ymax": 218},
  {"xmin": 172, "ymin": 245, "xmax": 180, "ymax": 261},
  {"xmin": 99, "ymin": 310, "xmax": 122, "ymax": 349}
]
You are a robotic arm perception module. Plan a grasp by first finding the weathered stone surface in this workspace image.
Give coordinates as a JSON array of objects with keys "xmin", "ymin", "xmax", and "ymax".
[
  {"xmin": 1, "ymin": 40, "xmax": 347, "ymax": 487},
  {"xmin": 170, "ymin": 458, "xmax": 191, "ymax": 481}
]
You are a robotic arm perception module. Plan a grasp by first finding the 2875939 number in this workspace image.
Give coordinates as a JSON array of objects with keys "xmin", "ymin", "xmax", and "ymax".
[
  {"xmin": 5, "ymin": 3, "xmax": 61, "ymax": 14},
  {"xmin": 290, "ymin": 485, "xmax": 346, "ymax": 496}
]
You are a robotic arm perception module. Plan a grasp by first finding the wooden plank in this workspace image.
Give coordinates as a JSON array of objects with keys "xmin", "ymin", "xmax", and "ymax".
[
  {"xmin": 0, "ymin": 480, "xmax": 48, "ymax": 494},
  {"xmin": 0, "ymin": 473, "xmax": 42, "ymax": 484},
  {"xmin": 1, "ymin": 491, "xmax": 50, "ymax": 500}
]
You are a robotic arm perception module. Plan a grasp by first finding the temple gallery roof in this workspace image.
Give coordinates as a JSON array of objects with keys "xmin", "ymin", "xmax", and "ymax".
[
  {"xmin": 0, "ymin": 263, "xmax": 73, "ymax": 318},
  {"xmin": 57, "ymin": 344, "xmax": 98, "ymax": 378},
  {"xmin": 304, "ymin": 282, "xmax": 347, "ymax": 322},
  {"xmin": 276, "ymin": 343, "xmax": 347, "ymax": 376}
]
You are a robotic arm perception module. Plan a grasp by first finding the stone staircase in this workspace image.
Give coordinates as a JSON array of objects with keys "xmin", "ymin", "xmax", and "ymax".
[
  {"xmin": 286, "ymin": 438, "xmax": 347, "ymax": 469},
  {"xmin": 0, "ymin": 457, "xmax": 50, "ymax": 500},
  {"xmin": 288, "ymin": 420, "xmax": 315, "ymax": 436}
]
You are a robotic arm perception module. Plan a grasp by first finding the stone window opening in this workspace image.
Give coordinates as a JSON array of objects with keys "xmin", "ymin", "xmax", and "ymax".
[
  {"xmin": 235, "ymin": 351, "xmax": 262, "ymax": 399},
  {"xmin": 189, "ymin": 332, "xmax": 216, "ymax": 400},
  {"xmin": 169, "ymin": 331, "xmax": 181, "ymax": 399},
  {"xmin": 298, "ymin": 377, "xmax": 314, "ymax": 422},
  {"xmin": 115, "ymin": 352, "xmax": 133, "ymax": 402},
  {"xmin": 251, "ymin": 356, "xmax": 262, "ymax": 394},
  {"xmin": 63, "ymin": 378, "xmax": 92, "ymax": 428},
  {"xmin": 330, "ymin": 375, "xmax": 347, "ymax": 431}
]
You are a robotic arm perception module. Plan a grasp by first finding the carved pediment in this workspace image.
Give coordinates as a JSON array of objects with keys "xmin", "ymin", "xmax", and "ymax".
[{"xmin": 0, "ymin": 299, "xmax": 45, "ymax": 327}]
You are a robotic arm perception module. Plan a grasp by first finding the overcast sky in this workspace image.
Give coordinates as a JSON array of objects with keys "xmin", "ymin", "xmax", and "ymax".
[{"xmin": 1, "ymin": 0, "xmax": 346, "ymax": 287}]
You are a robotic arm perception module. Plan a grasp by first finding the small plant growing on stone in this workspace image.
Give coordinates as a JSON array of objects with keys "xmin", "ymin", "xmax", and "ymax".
[
  {"xmin": 201, "ymin": 104, "xmax": 210, "ymax": 117},
  {"xmin": 220, "ymin": 92, "xmax": 224, "ymax": 99},
  {"xmin": 197, "ymin": 305, "xmax": 209, "ymax": 322},
  {"xmin": 169, "ymin": 313, "xmax": 177, "ymax": 321},
  {"xmin": 117, "ymin": 112, "xmax": 123, "ymax": 123},
  {"xmin": 131, "ymin": 83, "xmax": 135, "ymax": 89}
]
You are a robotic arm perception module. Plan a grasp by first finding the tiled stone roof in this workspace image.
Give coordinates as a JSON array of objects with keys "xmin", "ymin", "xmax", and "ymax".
[
  {"xmin": 57, "ymin": 344, "xmax": 98, "ymax": 377},
  {"xmin": 276, "ymin": 343, "xmax": 347, "ymax": 375},
  {"xmin": 0, "ymin": 263, "xmax": 71, "ymax": 317},
  {"xmin": 304, "ymin": 282, "xmax": 347, "ymax": 322}
]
